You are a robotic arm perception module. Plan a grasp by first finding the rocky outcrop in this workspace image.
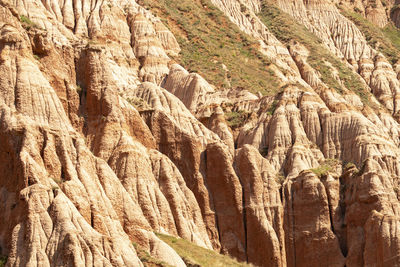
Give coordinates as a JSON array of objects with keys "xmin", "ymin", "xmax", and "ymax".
[
  {"xmin": 342, "ymin": 161, "xmax": 400, "ymax": 266},
  {"xmin": 2, "ymin": 0, "xmax": 400, "ymax": 266},
  {"xmin": 283, "ymin": 171, "xmax": 345, "ymax": 267},
  {"xmin": 163, "ymin": 64, "xmax": 215, "ymax": 113},
  {"xmin": 340, "ymin": 0, "xmax": 391, "ymax": 27},
  {"xmin": 235, "ymin": 145, "xmax": 285, "ymax": 267}
]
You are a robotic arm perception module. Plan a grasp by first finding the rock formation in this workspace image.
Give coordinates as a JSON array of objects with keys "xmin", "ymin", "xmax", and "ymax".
[{"xmin": 1, "ymin": 0, "xmax": 400, "ymax": 266}]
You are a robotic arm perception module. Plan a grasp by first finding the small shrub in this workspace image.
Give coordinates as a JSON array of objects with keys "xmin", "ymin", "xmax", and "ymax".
[
  {"xmin": 127, "ymin": 97, "xmax": 150, "ymax": 111},
  {"xmin": 76, "ymin": 85, "xmax": 83, "ymax": 95},
  {"xmin": 311, "ymin": 158, "xmax": 339, "ymax": 178},
  {"xmin": 224, "ymin": 110, "xmax": 249, "ymax": 128},
  {"xmin": 20, "ymin": 15, "xmax": 33, "ymax": 25},
  {"xmin": 344, "ymin": 161, "xmax": 356, "ymax": 170},
  {"xmin": 260, "ymin": 146, "xmax": 268, "ymax": 157},
  {"xmin": 88, "ymin": 40, "xmax": 98, "ymax": 45},
  {"xmin": 394, "ymin": 187, "xmax": 399, "ymax": 197},
  {"xmin": 266, "ymin": 100, "xmax": 278, "ymax": 115},
  {"xmin": 52, "ymin": 177, "xmax": 62, "ymax": 185},
  {"xmin": 240, "ymin": 3, "xmax": 247, "ymax": 13},
  {"xmin": 20, "ymin": 15, "xmax": 38, "ymax": 30},
  {"xmin": 33, "ymin": 55, "xmax": 40, "ymax": 61},
  {"xmin": 0, "ymin": 255, "xmax": 7, "ymax": 267},
  {"xmin": 275, "ymin": 173, "xmax": 285, "ymax": 184}
]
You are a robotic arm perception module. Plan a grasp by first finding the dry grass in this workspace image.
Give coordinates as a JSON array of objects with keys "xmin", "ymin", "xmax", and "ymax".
[
  {"xmin": 340, "ymin": 6, "xmax": 400, "ymax": 65},
  {"xmin": 156, "ymin": 233, "xmax": 254, "ymax": 267},
  {"xmin": 137, "ymin": 0, "xmax": 282, "ymax": 95},
  {"xmin": 259, "ymin": 1, "xmax": 372, "ymax": 105}
]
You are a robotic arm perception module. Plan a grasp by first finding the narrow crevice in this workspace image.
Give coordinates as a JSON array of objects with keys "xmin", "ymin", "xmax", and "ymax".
[
  {"xmin": 40, "ymin": 130, "xmax": 47, "ymax": 159},
  {"xmin": 322, "ymin": 175, "xmax": 349, "ymax": 258},
  {"xmin": 214, "ymin": 208, "xmax": 222, "ymax": 251},
  {"xmin": 322, "ymin": 179, "xmax": 336, "ymax": 235},
  {"xmin": 232, "ymin": 157, "xmax": 248, "ymax": 263},
  {"xmin": 242, "ymin": 189, "xmax": 248, "ymax": 263},
  {"xmin": 290, "ymin": 185, "xmax": 296, "ymax": 266},
  {"xmin": 238, "ymin": 175, "xmax": 248, "ymax": 263},
  {"xmin": 339, "ymin": 174, "xmax": 348, "ymax": 257},
  {"xmin": 90, "ymin": 211, "xmax": 94, "ymax": 228},
  {"xmin": 202, "ymin": 149, "xmax": 223, "ymax": 249}
]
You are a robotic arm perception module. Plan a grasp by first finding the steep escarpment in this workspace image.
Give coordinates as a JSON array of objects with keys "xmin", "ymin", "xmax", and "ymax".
[{"xmin": 1, "ymin": 0, "xmax": 400, "ymax": 266}]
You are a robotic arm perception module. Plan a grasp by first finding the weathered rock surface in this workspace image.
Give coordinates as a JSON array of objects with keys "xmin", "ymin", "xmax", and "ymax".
[
  {"xmin": 235, "ymin": 145, "xmax": 285, "ymax": 267},
  {"xmin": 283, "ymin": 171, "xmax": 345, "ymax": 267},
  {"xmin": 1, "ymin": 0, "xmax": 400, "ymax": 266}
]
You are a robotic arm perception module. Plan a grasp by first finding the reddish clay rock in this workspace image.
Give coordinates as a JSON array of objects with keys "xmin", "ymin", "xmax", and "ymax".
[
  {"xmin": 205, "ymin": 142, "xmax": 246, "ymax": 260},
  {"xmin": 235, "ymin": 145, "xmax": 285, "ymax": 267},
  {"xmin": 283, "ymin": 171, "xmax": 345, "ymax": 267}
]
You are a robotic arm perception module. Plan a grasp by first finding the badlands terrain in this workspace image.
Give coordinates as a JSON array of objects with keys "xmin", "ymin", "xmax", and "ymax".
[{"xmin": 1, "ymin": 0, "xmax": 400, "ymax": 266}]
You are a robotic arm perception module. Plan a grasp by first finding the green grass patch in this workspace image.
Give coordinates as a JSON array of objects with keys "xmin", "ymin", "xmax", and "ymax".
[
  {"xmin": 311, "ymin": 158, "xmax": 339, "ymax": 177},
  {"xmin": 156, "ymin": 233, "xmax": 253, "ymax": 267},
  {"xmin": 20, "ymin": 15, "xmax": 33, "ymax": 25},
  {"xmin": 258, "ymin": 2, "xmax": 371, "ymax": 105},
  {"xmin": 266, "ymin": 100, "xmax": 278, "ymax": 115},
  {"xmin": 343, "ymin": 161, "xmax": 357, "ymax": 170},
  {"xmin": 340, "ymin": 7, "xmax": 400, "ymax": 65},
  {"xmin": 132, "ymin": 242, "xmax": 171, "ymax": 266},
  {"xmin": 137, "ymin": 0, "xmax": 281, "ymax": 95},
  {"xmin": 224, "ymin": 110, "xmax": 250, "ymax": 128},
  {"xmin": 382, "ymin": 25, "xmax": 400, "ymax": 55},
  {"xmin": 20, "ymin": 15, "xmax": 38, "ymax": 30}
]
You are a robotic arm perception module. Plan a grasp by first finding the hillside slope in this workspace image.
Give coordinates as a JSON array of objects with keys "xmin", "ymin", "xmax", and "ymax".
[{"xmin": 0, "ymin": 0, "xmax": 400, "ymax": 266}]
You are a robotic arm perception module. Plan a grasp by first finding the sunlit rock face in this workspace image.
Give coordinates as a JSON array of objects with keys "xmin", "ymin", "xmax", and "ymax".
[{"xmin": 1, "ymin": 0, "xmax": 400, "ymax": 266}]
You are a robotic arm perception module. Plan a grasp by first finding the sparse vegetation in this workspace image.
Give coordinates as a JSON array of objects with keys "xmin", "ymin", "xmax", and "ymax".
[
  {"xmin": 137, "ymin": 0, "xmax": 281, "ymax": 95},
  {"xmin": 382, "ymin": 25, "xmax": 400, "ymax": 55},
  {"xmin": 88, "ymin": 40, "xmax": 99, "ymax": 46},
  {"xmin": 127, "ymin": 97, "xmax": 150, "ymax": 111},
  {"xmin": 76, "ymin": 85, "xmax": 83, "ymax": 95},
  {"xmin": 394, "ymin": 186, "xmax": 399, "ymax": 197},
  {"xmin": 344, "ymin": 161, "xmax": 356, "ymax": 170},
  {"xmin": 156, "ymin": 233, "xmax": 253, "ymax": 267},
  {"xmin": 52, "ymin": 177, "xmax": 62, "ymax": 185},
  {"xmin": 266, "ymin": 100, "xmax": 278, "ymax": 115},
  {"xmin": 275, "ymin": 173, "xmax": 285, "ymax": 184},
  {"xmin": 132, "ymin": 242, "xmax": 171, "ymax": 266},
  {"xmin": 259, "ymin": 2, "xmax": 371, "ymax": 105},
  {"xmin": 20, "ymin": 15, "xmax": 33, "ymax": 25},
  {"xmin": 0, "ymin": 256, "xmax": 7, "ymax": 267},
  {"xmin": 340, "ymin": 7, "xmax": 400, "ymax": 65},
  {"xmin": 20, "ymin": 15, "xmax": 38, "ymax": 30},
  {"xmin": 311, "ymin": 158, "xmax": 339, "ymax": 178},
  {"xmin": 33, "ymin": 55, "xmax": 40, "ymax": 61},
  {"xmin": 224, "ymin": 110, "xmax": 250, "ymax": 128}
]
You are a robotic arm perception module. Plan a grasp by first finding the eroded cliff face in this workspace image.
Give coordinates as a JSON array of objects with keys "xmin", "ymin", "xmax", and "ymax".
[{"xmin": 1, "ymin": 0, "xmax": 400, "ymax": 266}]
